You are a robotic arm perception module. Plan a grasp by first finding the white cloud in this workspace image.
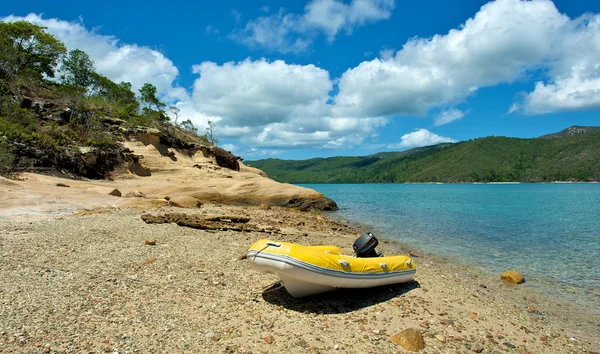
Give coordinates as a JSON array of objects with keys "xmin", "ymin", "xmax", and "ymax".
[
  {"xmin": 303, "ymin": 0, "xmax": 395, "ymax": 40},
  {"xmin": 220, "ymin": 144, "xmax": 238, "ymax": 153},
  {"xmin": 516, "ymin": 13, "xmax": 600, "ymax": 114},
  {"xmin": 231, "ymin": 10, "xmax": 311, "ymax": 54},
  {"xmin": 205, "ymin": 25, "xmax": 220, "ymax": 36},
  {"xmin": 434, "ymin": 108, "xmax": 465, "ymax": 126},
  {"xmin": 244, "ymin": 116, "xmax": 388, "ymax": 148},
  {"xmin": 1, "ymin": 14, "xmax": 185, "ymax": 101},
  {"xmin": 191, "ymin": 58, "xmax": 332, "ymax": 127},
  {"xmin": 388, "ymin": 129, "xmax": 456, "ymax": 149},
  {"xmin": 233, "ymin": 0, "xmax": 395, "ymax": 53},
  {"xmin": 187, "ymin": 58, "xmax": 388, "ymax": 148},
  {"xmin": 333, "ymin": 0, "xmax": 567, "ymax": 118},
  {"xmin": 244, "ymin": 147, "xmax": 286, "ymax": 157}
]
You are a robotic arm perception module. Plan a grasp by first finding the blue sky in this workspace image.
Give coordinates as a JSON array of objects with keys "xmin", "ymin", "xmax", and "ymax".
[{"xmin": 3, "ymin": 0, "xmax": 600, "ymax": 159}]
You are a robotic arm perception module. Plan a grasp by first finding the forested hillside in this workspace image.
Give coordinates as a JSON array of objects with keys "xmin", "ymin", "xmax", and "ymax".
[{"xmin": 248, "ymin": 130, "xmax": 600, "ymax": 183}]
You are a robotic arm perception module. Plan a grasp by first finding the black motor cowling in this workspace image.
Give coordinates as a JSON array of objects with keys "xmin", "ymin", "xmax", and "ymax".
[{"xmin": 353, "ymin": 232, "xmax": 383, "ymax": 258}]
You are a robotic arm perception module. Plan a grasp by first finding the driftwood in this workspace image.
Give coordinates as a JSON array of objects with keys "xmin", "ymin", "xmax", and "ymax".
[{"xmin": 141, "ymin": 213, "xmax": 278, "ymax": 233}]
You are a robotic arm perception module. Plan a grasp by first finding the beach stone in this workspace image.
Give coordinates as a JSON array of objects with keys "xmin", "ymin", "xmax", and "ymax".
[
  {"xmin": 440, "ymin": 318, "xmax": 454, "ymax": 326},
  {"xmin": 435, "ymin": 334, "xmax": 446, "ymax": 343},
  {"xmin": 468, "ymin": 312, "xmax": 477, "ymax": 319},
  {"xmin": 144, "ymin": 239, "xmax": 156, "ymax": 246},
  {"xmin": 169, "ymin": 196, "xmax": 202, "ymax": 208},
  {"xmin": 391, "ymin": 328, "xmax": 425, "ymax": 352},
  {"xmin": 501, "ymin": 270, "xmax": 525, "ymax": 284},
  {"xmin": 264, "ymin": 335, "xmax": 275, "ymax": 344},
  {"xmin": 125, "ymin": 190, "xmax": 146, "ymax": 198},
  {"xmin": 471, "ymin": 342, "xmax": 484, "ymax": 353},
  {"xmin": 56, "ymin": 183, "xmax": 70, "ymax": 187},
  {"xmin": 88, "ymin": 186, "xmax": 122, "ymax": 197}
]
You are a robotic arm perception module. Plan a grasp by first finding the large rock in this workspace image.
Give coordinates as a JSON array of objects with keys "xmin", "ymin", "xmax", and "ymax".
[
  {"xmin": 391, "ymin": 328, "xmax": 425, "ymax": 352},
  {"xmin": 211, "ymin": 146, "xmax": 240, "ymax": 171},
  {"xmin": 87, "ymin": 186, "xmax": 122, "ymax": 197},
  {"xmin": 285, "ymin": 196, "xmax": 338, "ymax": 211},
  {"xmin": 501, "ymin": 269, "xmax": 525, "ymax": 284},
  {"xmin": 169, "ymin": 196, "xmax": 202, "ymax": 208}
]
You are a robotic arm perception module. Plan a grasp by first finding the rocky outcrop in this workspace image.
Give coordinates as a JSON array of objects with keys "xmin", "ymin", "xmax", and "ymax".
[
  {"xmin": 168, "ymin": 196, "xmax": 202, "ymax": 208},
  {"xmin": 285, "ymin": 196, "xmax": 338, "ymax": 211},
  {"xmin": 141, "ymin": 213, "xmax": 279, "ymax": 233},
  {"xmin": 122, "ymin": 127, "xmax": 240, "ymax": 172},
  {"xmin": 4, "ymin": 138, "xmax": 136, "ymax": 179},
  {"xmin": 211, "ymin": 146, "xmax": 239, "ymax": 171}
]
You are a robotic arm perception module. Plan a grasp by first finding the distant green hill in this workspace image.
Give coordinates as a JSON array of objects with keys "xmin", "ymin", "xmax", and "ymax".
[
  {"xmin": 538, "ymin": 125, "xmax": 600, "ymax": 139},
  {"xmin": 247, "ymin": 127, "xmax": 600, "ymax": 183}
]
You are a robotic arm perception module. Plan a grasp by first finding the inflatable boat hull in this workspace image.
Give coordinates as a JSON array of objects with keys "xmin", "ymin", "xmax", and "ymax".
[{"xmin": 248, "ymin": 240, "xmax": 416, "ymax": 298}]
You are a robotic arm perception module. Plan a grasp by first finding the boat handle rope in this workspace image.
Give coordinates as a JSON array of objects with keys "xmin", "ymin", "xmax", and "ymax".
[{"xmin": 252, "ymin": 241, "xmax": 282, "ymax": 260}]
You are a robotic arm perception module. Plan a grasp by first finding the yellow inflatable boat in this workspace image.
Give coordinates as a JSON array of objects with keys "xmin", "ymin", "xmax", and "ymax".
[{"xmin": 247, "ymin": 237, "xmax": 416, "ymax": 298}]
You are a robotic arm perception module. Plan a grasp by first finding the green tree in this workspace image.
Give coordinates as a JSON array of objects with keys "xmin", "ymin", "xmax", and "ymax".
[
  {"xmin": 138, "ymin": 83, "xmax": 167, "ymax": 123},
  {"xmin": 89, "ymin": 73, "xmax": 139, "ymax": 115},
  {"xmin": 205, "ymin": 120, "xmax": 219, "ymax": 145},
  {"xmin": 139, "ymin": 83, "xmax": 165, "ymax": 111},
  {"xmin": 180, "ymin": 119, "xmax": 197, "ymax": 134},
  {"xmin": 0, "ymin": 21, "xmax": 67, "ymax": 80},
  {"xmin": 61, "ymin": 49, "xmax": 94, "ymax": 88},
  {"xmin": 169, "ymin": 106, "xmax": 180, "ymax": 125}
]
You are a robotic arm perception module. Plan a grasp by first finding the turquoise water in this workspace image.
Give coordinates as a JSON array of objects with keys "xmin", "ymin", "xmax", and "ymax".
[{"xmin": 302, "ymin": 183, "xmax": 600, "ymax": 312}]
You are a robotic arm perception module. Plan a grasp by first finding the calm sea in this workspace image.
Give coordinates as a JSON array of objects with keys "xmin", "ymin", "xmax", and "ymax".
[{"xmin": 302, "ymin": 183, "xmax": 600, "ymax": 312}]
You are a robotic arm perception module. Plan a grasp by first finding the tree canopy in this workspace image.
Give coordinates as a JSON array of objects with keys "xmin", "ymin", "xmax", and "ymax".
[
  {"xmin": 0, "ymin": 21, "xmax": 67, "ymax": 80},
  {"xmin": 61, "ymin": 49, "xmax": 95, "ymax": 88}
]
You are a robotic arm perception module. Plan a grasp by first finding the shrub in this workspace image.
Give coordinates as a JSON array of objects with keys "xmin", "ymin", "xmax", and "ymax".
[{"xmin": 0, "ymin": 139, "xmax": 15, "ymax": 175}]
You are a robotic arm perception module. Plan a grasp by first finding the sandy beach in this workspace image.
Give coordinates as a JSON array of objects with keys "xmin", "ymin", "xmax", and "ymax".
[{"xmin": 1, "ymin": 202, "xmax": 598, "ymax": 353}]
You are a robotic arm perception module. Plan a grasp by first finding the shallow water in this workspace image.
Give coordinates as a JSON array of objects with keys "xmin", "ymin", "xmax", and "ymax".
[{"xmin": 302, "ymin": 183, "xmax": 600, "ymax": 314}]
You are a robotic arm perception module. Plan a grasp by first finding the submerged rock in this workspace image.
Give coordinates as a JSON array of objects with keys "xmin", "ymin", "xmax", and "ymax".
[
  {"xmin": 390, "ymin": 328, "xmax": 425, "ymax": 352},
  {"xmin": 501, "ymin": 269, "xmax": 525, "ymax": 284}
]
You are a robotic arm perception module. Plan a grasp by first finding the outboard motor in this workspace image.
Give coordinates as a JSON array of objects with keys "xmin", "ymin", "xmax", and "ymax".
[{"xmin": 353, "ymin": 232, "xmax": 383, "ymax": 258}]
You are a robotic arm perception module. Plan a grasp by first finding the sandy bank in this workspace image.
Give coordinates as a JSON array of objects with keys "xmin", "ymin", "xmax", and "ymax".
[{"xmin": 0, "ymin": 204, "xmax": 597, "ymax": 353}]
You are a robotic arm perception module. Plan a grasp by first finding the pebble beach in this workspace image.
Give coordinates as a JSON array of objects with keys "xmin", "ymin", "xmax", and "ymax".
[{"xmin": 1, "ymin": 204, "xmax": 598, "ymax": 353}]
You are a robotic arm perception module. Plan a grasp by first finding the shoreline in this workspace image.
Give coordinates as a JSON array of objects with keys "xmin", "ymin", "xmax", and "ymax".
[
  {"xmin": 1, "ymin": 204, "xmax": 598, "ymax": 353},
  {"xmin": 325, "ymin": 209, "xmax": 600, "ymax": 330}
]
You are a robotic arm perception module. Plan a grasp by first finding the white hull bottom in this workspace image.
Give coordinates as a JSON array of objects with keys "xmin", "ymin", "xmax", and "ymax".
[{"xmin": 248, "ymin": 251, "xmax": 416, "ymax": 298}]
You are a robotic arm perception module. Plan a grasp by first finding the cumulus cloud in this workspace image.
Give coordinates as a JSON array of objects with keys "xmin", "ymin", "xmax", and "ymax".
[
  {"xmin": 191, "ymin": 58, "xmax": 332, "ymax": 127},
  {"xmin": 434, "ymin": 108, "xmax": 466, "ymax": 126},
  {"xmin": 388, "ymin": 129, "xmax": 457, "ymax": 149},
  {"xmin": 1, "ymin": 14, "xmax": 185, "ymax": 101},
  {"xmin": 303, "ymin": 0, "xmax": 395, "ymax": 40},
  {"xmin": 187, "ymin": 58, "xmax": 388, "ymax": 148},
  {"xmin": 515, "ymin": 13, "xmax": 600, "ymax": 114},
  {"xmin": 233, "ymin": 0, "xmax": 395, "ymax": 53},
  {"xmin": 244, "ymin": 147, "xmax": 286, "ymax": 158},
  {"xmin": 333, "ymin": 0, "xmax": 568, "ymax": 118}
]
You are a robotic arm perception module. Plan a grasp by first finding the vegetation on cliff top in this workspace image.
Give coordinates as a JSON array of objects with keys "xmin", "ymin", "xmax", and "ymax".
[
  {"xmin": 0, "ymin": 20, "xmax": 218, "ymax": 177},
  {"xmin": 248, "ymin": 128, "xmax": 600, "ymax": 183}
]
